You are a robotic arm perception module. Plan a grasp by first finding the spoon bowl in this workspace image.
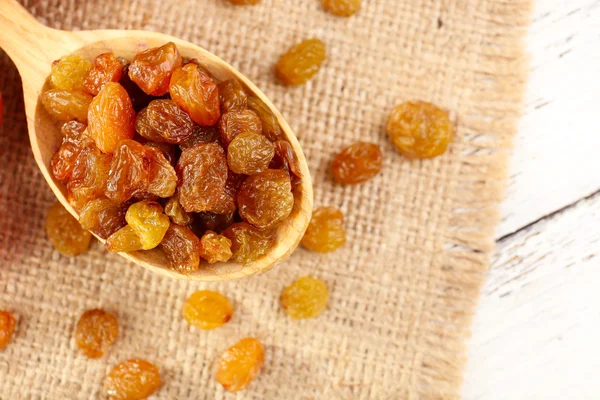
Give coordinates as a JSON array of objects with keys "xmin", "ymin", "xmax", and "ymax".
[{"xmin": 0, "ymin": 0, "xmax": 313, "ymax": 281}]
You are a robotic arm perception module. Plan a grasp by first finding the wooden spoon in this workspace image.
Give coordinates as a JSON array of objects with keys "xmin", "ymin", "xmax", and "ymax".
[{"xmin": 0, "ymin": 0, "xmax": 313, "ymax": 281}]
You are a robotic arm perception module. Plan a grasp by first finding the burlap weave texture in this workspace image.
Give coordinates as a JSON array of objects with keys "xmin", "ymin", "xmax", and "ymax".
[{"xmin": 0, "ymin": 0, "xmax": 532, "ymax": 398}]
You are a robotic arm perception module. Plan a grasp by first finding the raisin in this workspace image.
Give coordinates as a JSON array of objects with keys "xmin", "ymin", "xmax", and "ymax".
[
  {"xmin": 41, "ymin": 89, "xmax": 92, "ymax": 122},
  {"xmin": 105, "ymin": 359, "xmax": 161, "ymax": 400},
  {"xmin": 195, "ymin": 211, "xmax": 235, "ymax": 234},
  {"xmin": 49, "ymin": 55, "xmax": 91, "ymax": 91},
  {"xmin": 45, "ymin": 201, "xmax": 92, "ymax": 256},
  {"xmin": 128, "ymin": 42, "xmax": 182, "ymax": 96},
  {"xmin": 79, "ymin": 198, "xmax": 129, "ymax": 239},
  {"xmin": 120, "ymin": 64, "xmax": 156, "ymax": 112},
  {"xmin": 164, "ymin": 194, "xmax": 193, "ymax": 226},
  {"xmin": 105, "ymin": 140, "xmax": 151, "ymax": 203},
  {"xmin": 332, "ymin": 142, "xmax": 383, "ymax": 184},
  {"xmin": 276, "ymin": 39, "xmax": 326, "ymax": 86},
  {"xmin": 124, "ymin": 200, "xmax": 170, "ymax": 250},
  {"xmin": 227, "ymin": 132, "xmax": 274, "ymax": 175},
  {"xmin": 301, "ymin": 206, "xmax": 346, "ymax": 253},
  {"xmin": 0, "ymin": 311, "xmax": 16, "ymax": 351},
  {"xmin": 67, "ymin": 144, "xmax": 112, "ymax": 209},
  {"xmin": 169, "ymin": 63, "xmax": 220, "ymax": 126},
  {"xmin": 88, "ymin": 82, "xmax": 135, "ymax": 153},
  {"xmin": 216, "ymin": 338, "xmax": 264, "ymax": 392},
  {"xmin": 218, "ymin": 110, "xmax": 262, "ymax": 147},
  {"xmin": 280, "ymin": 276, "xmax": 329, "ymax": 319},
  {"xmin": 105, "ymin": 225, "xmax": 143, "ymax": 253},
  {"xmin": 210, "ymin": 171, "xmax": 245, "ymax": 214},
  {"xmin": 387, "ymin": 101, "xmax": 453, "ymax": 159},
  {"xmin": 179, "ymin": 125, "xmax": 219, "ymax": 149},
  {"xmin": 145, "ymin": 145, "xmax": 177, "ymax": 198},
  {"xmin": 270, "ymin": 140, "xmax": 302, "ymax": 184},
  {"xmin": 238, "ymin": 169, "xmax": 293, "ymax": 229},
  {"xmin": 143, "ymin": 141, "xmax": 176, "ymax": 166},
  {"xmin": 135, "ymin": 100, "xmax": 195, "ymax": 144},
  {"xmin": 61, "ymin": 119, "xmax": 88, "ymax": 139},
  {"xmin": 222, "ymin": 223, "xmax": 273, "ymax": 263},
  {"xmin": 227, "ymin": 0, "xmax": 261, "ymax": 4},
  {"xmin": 83, "ymin": 52, "xmax": 124, "ymax": 95},
  {"xmin": 218, "ymin": 79, "xmax": 247, "ymax": 113},
  {"xmin": 247, "ymin": 97, "xmax": 282, "ymax": 142},
  {"xmin": 159, "ymin": 224, "xmax": 201, "ymax": 273},
  {"xmin": 199, "ymin": 231, "xmax": 233, "ymax": 263},
  {"xmin": 176, "ymin": 143, "xmax": 228, "ymax": 213},
  {"xmin": 182, "ymin": 290, "xmax": 233, "ymax": 330},
  {"xmin": 51, "ymin": 121, "xmax": 92, "ymax": 181},
  {"xmin": 75, "ymin": 309, "xmax": 118, "ymax": 359},
  {"xmin": 322, "ymin": 0, "xmax": 360, "ymax": 16}
]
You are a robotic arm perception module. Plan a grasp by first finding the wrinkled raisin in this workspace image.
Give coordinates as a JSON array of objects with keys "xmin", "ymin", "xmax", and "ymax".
[
  {"xmin": 120, "ymin": 64, "xmax": 156, "ymax": 112},
  {"xmin": 210, "ymin": 171, "xmax": 245, "ymax": 214},
  {"xmin": 105, "ymin": 225, "xmax": 143, "ymax": 253},
  {"xmin": 145, "ymin": 145, "xmax": 177, "ymax": 198},
  {"xmin": 164, "ymin": 194, "xmax": 193, "ymax": 226},
  {"xmin": 129, "ymin": 42, "xmax": 182, "ymax": 96},
  {"xmin": 222, "ymin": 223, "xmax": 273, "ymax": 263},
  {"xmin": 226, "ymin": 132, "xmax": 274, "ymax": 175},
  {"xmin": 280, "ymin": 276, "xmax": 329, "ymax": 319},
  {"xmin": 159, "ymin": 224, "xmax": 201, "ymax": 273},
  {"xmin": 332, "ymin": 142, "xmax": 383, "ymax": 184},
  {"xmin": 84, "ymin": 52, "xmax": 124, "ymax": 95},
  {"xmin": 238, "ymin": 169, "xmax": 293, "ymax": 229},
  {"xmin": 194, "ymin": 211, "xmax": 235, "ymax": 234},
  {"xmin": 50, "ymin": 55, "xmax": 91, "ymax": 91},
  {"xmin": 218, "ymin": 110, "xmax": 262, "ymax": 146},
  {"xmin": 105, "ymin": 359, "xmax": 161, "ymax": 400},
  {"xmin": 176, "ymin": 143, "xmax": 228, "ymax": 213},
  {"xmin": 247, "ymin": 97, "xmax": 282, "ymax": 142},
  {"xmin": 136, "ymin": 100, "xmax": 195, "ymax": 144},
  {"xmin": 51, "ymin": 121, "xmax": 91, "ymax": 181},
  {"xmin": 276, "ymin": 39, "xmax": 326, "ymax": 86},
  {"xmin": 41, "ymin": 89, "xmax": 92, "ymax": 122},
  {"xmin": 75, "ymin": 309, "xmax": 118, "ymax": 358},
  {"xmin": 179, "ymin": 125, "xmax": 219, "ymax": 149},
  {"xmin": 45, "ymin": 201, "xmax": 92, "ymax": 256},
  {"xmin": 143, "ymin": 141, "xmax": 176, "ymax": 166},
  {"xmin": 67, "ymin": 143, "xmax": 112, "ymax": 209},
  {"xmin": 216, "ymin": 338, "xmax": 264, "ymax": 392},
  {"xmin": 199, "ymin": 231, "xmax": 233, "ymax": 263},
  {"xmin": 105, "ymin": 140, "xmax": 151, "ymax": 203},
  {"xmin": 182, "ymin": 290, "xmax": 233, "ymax": 330},
  {"xmin": 301, "ymin": 206, "xmax": 346, "ymax": 253},
  {"xmin": 0, "ymin": 311, "xmax": 16, "ymax": 351},
  {"xmin": 88, "ymin": 82, "xmax": 135, "ymax": 153},
  {"xmin": 79, "ymin": 198, "xmax": 129, "ymax": 239},
  {"xmin": 270, "ymin": 140, "xmax": 302, "ymax": 184},
  {"xmin": 387, "ymin": 101, "xmax": 453, "ymax": 159},
  {"xmin": 322, "ymin": 0, "xmax": 361, "ymax": 17},
  {"xmin": 218, "ymin": 79, "xmax": 247, "ymax": 113},
  {"xmin": 169, "ymin": 63, "xmax": 220, "ymax": 126},
  {"xmin": 125, "ymin": 200, "xmax": 170, "ymax": 250}
]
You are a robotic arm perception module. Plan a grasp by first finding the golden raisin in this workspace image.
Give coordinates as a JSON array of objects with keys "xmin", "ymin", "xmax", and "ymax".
[
  {"xmin": 105, "ymin": 225, "xmax": 143, "ymax": 253},
  {"xmin": 227, "ymin": 132, "xmax": 274, "ymax": 175},
  {"xmin": 67, "ymin": 143, "xmax": 112, "ymax": 209},
  {"xmin": 135, "ymin": 100, "xmax": 195, "ymax": 144},
  {"xmin": 84, "ymin": 52, "xmax": 124, "ymax": 95},
  {"xmin": 270, "ymin": 140, "xmax": 302, "ymax": 184},
  {"xmin": 216, "ymin": 338, "xmax": 264, "ymax": 392},
  {"xmin": 79, "ymin": 198, "xmax": 129, "ymax": 239},
  {"xmin": 182, "ymin": 290, "xmax": 233, "ymax": 330},
  {"xmin": 50, "ymin": 55, "xmax": 91, "ymax": 91},
  {"xmin": 218, "ymin": 110, "xmax": 262, "ymax": 146},
  {"xmin": 75, "ymin": 309, "xmax": 118, "ymax": 359},
  {"xmin": 105, "ymin": 359, "xmax": 161, "ymax": 400},
  {"xmin": 322, "ymin": 0, "xmax": 361, "ymax": 16},
  {"xmin": 209, "ymin": 171, "xmax": 245, "ymax": 214},
  {"xmin": 128, "ymin": 42, "xmax": 182, "ymax": 96},
  {"xmin": 199, "ymin": 231, "xmax": 233, "ymax": 263},
  {"xmin": 45, "ymin": 201, "xmax": 92, "ymax": 256},
  {"xmin": 120, "ymin": 64, "xmax": 157, "ymax": 112},
  {"xmin": 105, "ymin": 140, "xmax": 151, "ymax": 203},
  {"xmin": 222, "ymin": 223, "xmax": 273, "ymax": 263},
  {"xmin": 0, "ymin": 311, "xmax": 16, "ymax": 351},
  {"xmin": 159, "ymin": 224, "xmax": 201, "ymax": 273},
  {"xmin": 169, "ymin": 63, "xmax": 220, "ymax": 126},
  {"xmin": 179, "ymin": 125, "xmax": 219, "ymax": 149},
  {"xmin": 218, "ymin": 79, "xmax": 247, "ymax": 113},
  {"xmin": 51, "ymin": 121, "xmax": 92, "ymax": 181},
  {"xmin": 164, "ymin": 194, "xmax": 193, "ymax": 226},
  {"xmin": 387, "ymin": 101, "xmax": 453, "ymax": 159},
  {"xmin": 332, "ymin": 142, "xmax": 383, "ymax": 184},
  {"xmin": 176, "ymin": 143, "xmax": 228, "ymax": 213},
  {"xmin": 280, "ymin": 276, "xmax": 329, "ymax": 319},
  {"xmin": 238, "ymin": 169, "xmax": 293, "ymax": 229},
  {"xmin": 144, "ymin": 142, "xmax": 176, "ymax": 166},
  {"xmin": 247, "ymin": 97, "xmax": 282, "ymax": 142},
  {"xmin": 41, "ymin": 89, "xmax": 92, "ymax": 122},
  {"xmin": 145, "ymin": 145, "xmax": 177, "ymax": 198},
  {"xmin": 301, "ymin": 206, "xmax": 346, "ymax": 253},
  {"xmin": 125, "ymin": 201, "xmax": 170, "ymax": 250},
  {"xmin": 88, "ymin": 82, "xmax": 135, "ymax": 153},
  {"xmin": 276, "ymin": 39, "xmax": 326, "ymax": 86}
]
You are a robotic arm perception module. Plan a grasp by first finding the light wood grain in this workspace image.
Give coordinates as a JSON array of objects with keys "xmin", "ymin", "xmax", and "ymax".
[{"xmin": 0, "ymin": 0, "xmax": 313, "ymax": 281}]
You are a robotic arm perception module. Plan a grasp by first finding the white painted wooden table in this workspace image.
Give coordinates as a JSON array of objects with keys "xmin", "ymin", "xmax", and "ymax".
[{"xmin": 462, "ymin": 0, "xmax": 600, "ymax": 398}]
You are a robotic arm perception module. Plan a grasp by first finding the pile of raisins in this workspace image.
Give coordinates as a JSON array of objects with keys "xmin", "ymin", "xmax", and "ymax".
[{"xmin": 43, "ymin": 43, "xmax": 304, "ymax": 273}]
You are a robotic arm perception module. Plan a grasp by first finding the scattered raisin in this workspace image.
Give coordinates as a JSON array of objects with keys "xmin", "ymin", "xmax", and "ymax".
[
  {"xmin": 387, "ymin": 101, "xmax": 453, "ymax": 159},
  {"xmin": 199, "ymin": 231, "xmax": 233, "ymax": 263},
  {"xmin": 182, "ymin": 290, "xmax": 233, "ymax": 329},
  {"xmin": 301, "ymin": 206, "xmax": 346, "ymax": 253},
  {"xmin": 159, "ymin": 224, "xmax": 201, "ymax": 273},
  {"xmin": 135, "ymin": 100, "xmax": 195, "ymax": 144},
  {"xmin": 247, "ymin": 97, "xmax": 282, "ymax": 142},
  {"xmin": 216, "ymin": 338, "xmax": 264, "ymax": 392},
  {"xmin": 218, "ymin": 110, "xmax": 262, "ymax": 147},
  {"xmin": 84, "ymin": 52, "xmax": 124, "ymax": 95},
  {"xmin": 79, "ymin": 198, "xmax": 129, "ymax": 239},
  {"xmin": 45, "ymin": 201, "xmax": 92, "ymax": 256},
  {"xmin": 105, "ymin": 225, "xmax": 143, "ymax": 253},
  {"xmin": 322, "ymin": 0, "xmax": 361, "ymax": 17},
  {"xmin": 332, "ymin": 142, "xmax": 383, "ymax": 184},
  {"xmin": 0, "ymin": 311, "xmax": 16, "ymax": 351},
  {"xmin": 125, "ymin": 201, "xmax": 170, "ymax": 250},
  {"xmin": 227, "ymin": 132, "xmax": 274, "ymax": 175},
  {"xmin": 270, "ymin": 140, "xmax": 302, "ymax": 184},
  {"xmin": 105, "ymin": 359, "xmax": 161, "ymax": 400},
  {"xmin": 169, "ymin": 63, "xmax": 220, "ymax": 126},
  {"xmin": 218, "ymin": 79, "xmax": 247, "ymax": 113},
  {"xmin": 41, "ymin": 89, "xmax": 92, "ymax": 122},
  {"xmin": 75, "ymin": 309, "xmax": 118, "ymax": 358},
  {"xmin": 164, "ymin": 194, "xmax": 193, "ymax": 226},
  {"xmin": 280, "ymin": 276, "xmax": 329, "ymax": 319},
  {"xmin": 50, "ymin": 55, "xmax": 91, "ymax": 91},
  {"xmin": 67, "ymin": 143, "xmax": 112, "ymax": 209},
  {"xmin": 222, "ymin": 223, "xmax": 273, "ymax": 263},
  {"xmin": 128, "ymin": 42, "xmax": 182, "ymax": 96},
  {"xmin": 276, "ymin": 39, "xmax": 326, "ymax": 86},
  {"xmin": 238, "ymin": 169, "xmax": 293, "ymax": 229}
]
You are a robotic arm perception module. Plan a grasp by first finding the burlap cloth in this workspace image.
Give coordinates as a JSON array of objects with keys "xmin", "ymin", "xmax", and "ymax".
[{"xmin": 0, "ymin": 0, "xmax": 533, "ymax": 398}]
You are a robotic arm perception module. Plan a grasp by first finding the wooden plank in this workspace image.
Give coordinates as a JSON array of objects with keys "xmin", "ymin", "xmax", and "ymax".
[
  {"xmin": 497, "ymin": 0, "xmax": 600, "ymax": 238},
  {"xmin": 463, "ymin": 192, "xmax": 600, "ymax": 399}
]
